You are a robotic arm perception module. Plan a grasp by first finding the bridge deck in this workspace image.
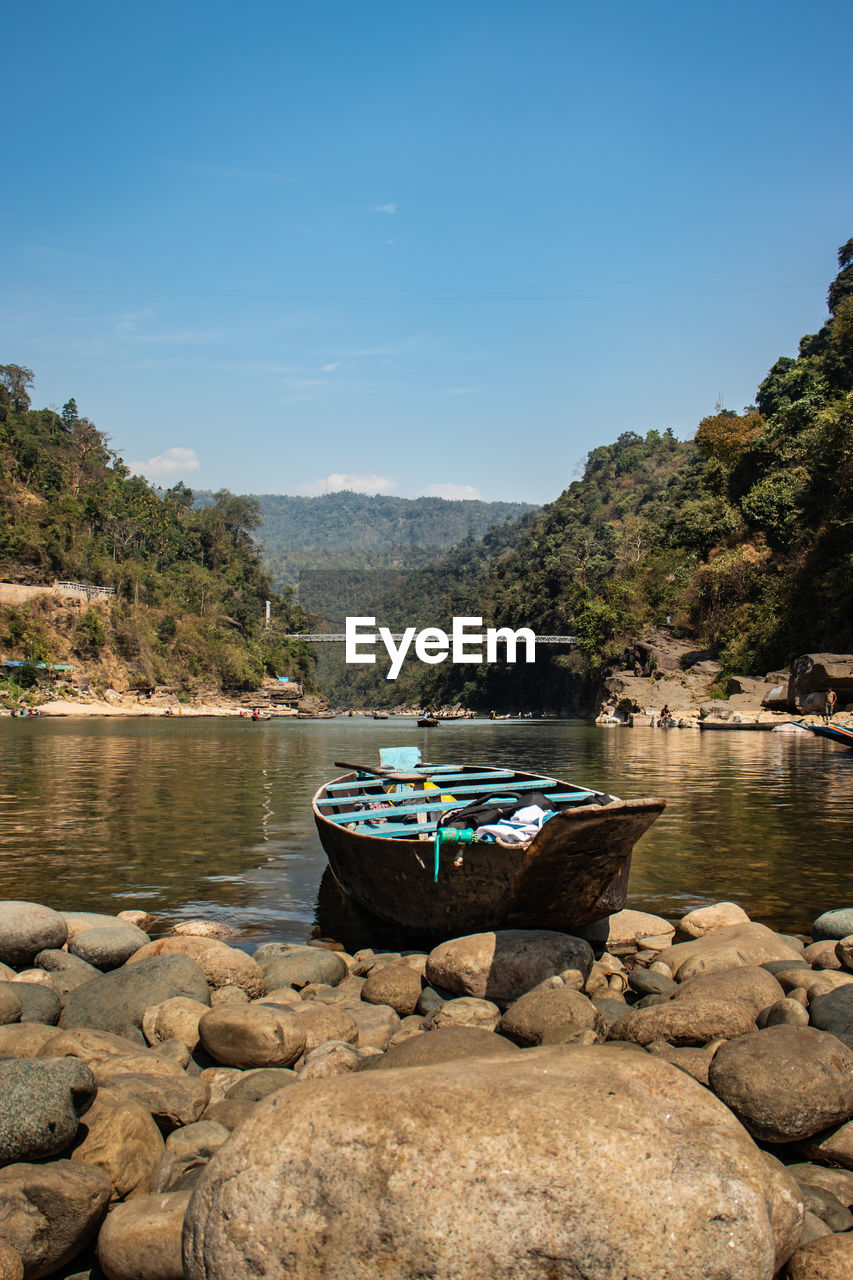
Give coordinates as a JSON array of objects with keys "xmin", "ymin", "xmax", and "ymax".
[{"xmin": 292, "ymin": 633, "xmax": 576, "ymax": 643}]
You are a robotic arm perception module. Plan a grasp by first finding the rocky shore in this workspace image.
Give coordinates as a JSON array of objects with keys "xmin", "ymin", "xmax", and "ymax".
[{"xmin": 0, "ymin": 901, "xmax": 851, "ymax": 1277}]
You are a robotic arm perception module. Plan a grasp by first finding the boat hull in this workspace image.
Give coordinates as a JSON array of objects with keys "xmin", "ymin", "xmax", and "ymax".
[
  {"xmin": 313, "ymin": 768, "xmax": 665, "ymax": 938},
  {"xmin": 803, "ymin": 723, "xmax": 853, "ymax": 748}
]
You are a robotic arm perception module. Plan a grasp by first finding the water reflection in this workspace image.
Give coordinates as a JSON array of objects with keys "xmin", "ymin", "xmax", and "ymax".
[{"xmin": 0, "ymin": 717, "xmax": 849, "ymax": 946}]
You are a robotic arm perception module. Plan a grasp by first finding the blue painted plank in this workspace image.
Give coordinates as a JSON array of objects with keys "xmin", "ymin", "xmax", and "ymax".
[
  {"xmin": 317, "ymin": 776, "xmax": 565, "ymax": 812},
  {"xmin": 326, "ymin": 790, "xmax": 592, "ymax": 825},
  {"xmin": 323, "ymin": 768, "xmax": 517, "ymax": 793}
]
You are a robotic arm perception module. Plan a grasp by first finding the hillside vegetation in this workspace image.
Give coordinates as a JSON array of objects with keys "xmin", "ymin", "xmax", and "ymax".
[
  {"xmin": 194, "ymin": 490, "xmax": 536, "ymax": 586},
  {"xmin": 324, "ymin": 239, "xmax": 853, "ymax": 712},
  {"xmin": 0, "ymin": 374, "xmax": 313, "ymax": 699}
]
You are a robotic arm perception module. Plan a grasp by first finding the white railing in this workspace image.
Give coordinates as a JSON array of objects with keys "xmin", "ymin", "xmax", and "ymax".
[{"xmin": 55, "ymin": 581, "xmax": 116, "ymax": 599}]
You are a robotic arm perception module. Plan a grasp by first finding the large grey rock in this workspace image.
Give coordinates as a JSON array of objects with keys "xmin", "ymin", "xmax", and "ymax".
[
  {"xmin": 810, "ymin": 985, "xmax": 853, "ymax": 1046},
  {"xmin": 255, "ymin": 945, "xmax": 347, "ymax": 990},
  {"xmin": 0, "ymin": 980, "xmax": 60, "ymax": 1026},
  {"xmin": 0, "ymin": 1160, "xmax": 111, "ymax": 1278},
  {"xmin": 609, "ymin": 999, "xmax": 756, "ymax": 1046},
  {"xmin": 813, "ymin": 908, "xmax": 853, "ymax": 943},
  {"xmin": 709, "ymin": 1027, "xmax": 853, "ymax": 1143},
  {"xmin": 426, "ymin": 931, "xmax": 594, "ymax": 1003},
  {"xmin": 499, "ymin": 987, "xmax": 602, "ymax": 1046},
  {"xmin": 0, "ymin": 1058, "xmax": 96, "ymax": 1164},
  {"xmin": 183, "ymin": 1046, "xmax": 802, "ymax": 1280},
  {"xmin": 96, "ymin": 1189, "xmax": 191, "ymax": 1280},
  {"xmin": 59, "ymin": 956, "xmax": 210, "ymax": 1039},
  {"xmin": 672, "ymin": 966, "xmax": 785, "ymax": 1019},
  {"xmin": 68, "ymin": 924, "xmax": 150, "ymax": 970},
  {"xmin": 126, "ymin": 938, "xmax": 265, "ymax": 999},
  {"xmin": 0, "ymin": 901, "xmax": 67, "ymax": 967}
]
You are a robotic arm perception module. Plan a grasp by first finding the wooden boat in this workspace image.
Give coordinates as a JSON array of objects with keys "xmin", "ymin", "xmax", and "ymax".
[
  {"xmin": 801, "ymin": 722, "xmax": 853, "ymax": 749},
  {"xmin": 373, "ymin": 710, "xmax": 389, "ymax": 720},
  {"xmin": 417, "ymin": 716, "xmax": 441, "ymax": 727},
  {"xmin": 698, "ymin": 719, "xmax": 775, "ymax": 731},
  {"xmin": 312, "ymin": 760, "xmax": 666, "ymax": 938}
]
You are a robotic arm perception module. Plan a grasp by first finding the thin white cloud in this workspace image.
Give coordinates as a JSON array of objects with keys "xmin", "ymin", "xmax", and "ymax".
[
  {"xmin": 373, "ymin": 203, "xmax": 397, "ymax": 214},
  {"xmin": 321, "ymin": 362, "xmax": 341, "ymax": 372},
  {"xmin": 130, "ymin": 448, "xmax": 201, "ymax": 480},
  {"xmin": 424, "ymin": 482, "xmax": 482, "ymax": 500},
  {"xmin": 298, "ymin": 472, "xmax": 399, "ymax": 497}
]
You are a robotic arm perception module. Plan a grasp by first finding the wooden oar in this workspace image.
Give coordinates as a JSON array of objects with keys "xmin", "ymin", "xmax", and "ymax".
[{"xmin": 333, "ymin": 760, "xmax": 426, "ymax": 783}]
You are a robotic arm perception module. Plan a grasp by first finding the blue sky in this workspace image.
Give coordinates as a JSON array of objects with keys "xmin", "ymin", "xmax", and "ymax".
[{"xmin": 4, "ymin": 1, "xmax": 851, "ymax": 504}]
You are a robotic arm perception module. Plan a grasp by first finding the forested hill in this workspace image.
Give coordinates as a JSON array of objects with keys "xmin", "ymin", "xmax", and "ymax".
[
  {"xmin": 194, "ymin": 491, "xmax": 536, "ymax": 585},
  {"xmin": 320, "ymin": 238, "xmax": 853, "ymax": 712},
  {"xmin": 0, "ymin": 372, "xmax": 313, "ymax": 695}
]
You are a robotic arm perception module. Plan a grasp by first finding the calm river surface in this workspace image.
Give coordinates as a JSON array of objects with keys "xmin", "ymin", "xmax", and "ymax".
[{"xmin": 0, "ymin": 717, "xmax": 850, "ymax": 948}]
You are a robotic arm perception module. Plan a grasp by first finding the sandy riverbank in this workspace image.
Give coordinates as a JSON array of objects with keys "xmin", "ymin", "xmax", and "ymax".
[{"xmin": 30, "ymin": 698, "xmax": 299, "ymax": 719}]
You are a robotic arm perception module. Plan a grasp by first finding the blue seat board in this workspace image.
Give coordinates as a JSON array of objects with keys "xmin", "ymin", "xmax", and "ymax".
[
  {"xmin": 323, "ymin": 768, "xmax": 518, "ymax": 793},
  {"xmin": 316, "ymin": 776, "xmax": 568, "ymax": 811},
  {"xmin": 326, "ymin": 790, "xmax": 593, "ymax": 825}
]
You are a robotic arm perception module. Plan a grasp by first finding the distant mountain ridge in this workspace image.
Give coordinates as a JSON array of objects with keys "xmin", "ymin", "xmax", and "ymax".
[{"xmin": 195, "ymin": 490, "xmax": 537, "ymax": 585}]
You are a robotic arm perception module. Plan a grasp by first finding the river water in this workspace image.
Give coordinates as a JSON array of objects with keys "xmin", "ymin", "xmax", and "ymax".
[{"xmin": 0, "ymin": 717, "xmax": 849, "ymax": 949}]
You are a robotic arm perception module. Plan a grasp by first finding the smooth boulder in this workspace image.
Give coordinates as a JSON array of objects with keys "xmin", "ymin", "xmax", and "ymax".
[
  {"xmin": 0, "ymin": 1057, "xmax": 97, "ymax": 1164},
  {"xmin": 183, "ymin": 1046, "xmax": 802, "ymax": 1280},
  {"xmin": 426, "ymin": 930, "xmax": 594, "ymax": 1002},
  {"xmin": 97, "ymin": 1189, "xmax": 192, "ymax": 1280},
  {"xmin": 59, "ymin": 956, "xmax": 211, "ymax": 1038},
  {"xmin": 0, "ymin": 1160, "xmax": 111, "ymax": 1278},
  {"xmin": 197, "ymin": 1005, "xmax": 306, "ymax": 1069},
  {"xmin": 68, "ymin": 923, "xmax": 150, "ymax": 970},
  {"xmin": 709, "ymin": 1027, "xmax": 853, "ymax": 1143},
  {"xmin": 0, "ymin": 901, "xmax": 67, "ymax": 967}
]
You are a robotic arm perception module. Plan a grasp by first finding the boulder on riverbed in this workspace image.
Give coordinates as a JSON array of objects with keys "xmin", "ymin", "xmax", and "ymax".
[
  {"xmin": 59, "ymin": 955, "xmax": 211, "ymax": 1040},
  {"xmin": 0, "ymin": 1057, "xmax": 97, "ymax": 1164},
  {"xmin": 425, "ymin": 930, "xmax": 594, "ymax": 1003},
  {"xmin": 709, "ymin": 1026, "xmax": 853, "ymax": 1143},
  {"xmin": 0, "ymin": 901, "xmax": 67, "ymax": 967},
  {"xmin": 183, "ymin": 1046, "xmax": 803, "ymax": 1280}
]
